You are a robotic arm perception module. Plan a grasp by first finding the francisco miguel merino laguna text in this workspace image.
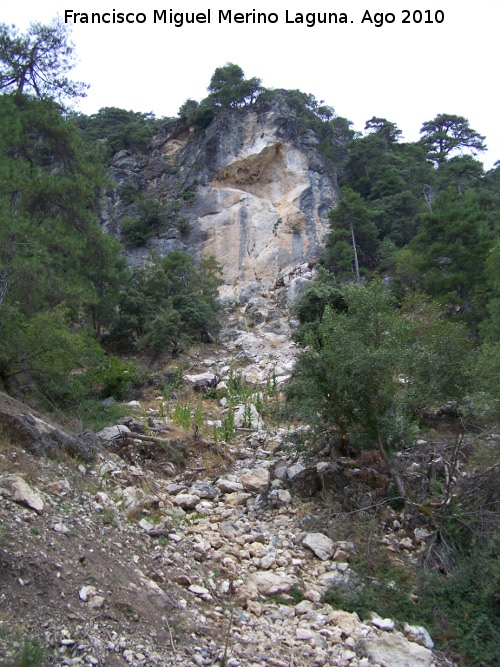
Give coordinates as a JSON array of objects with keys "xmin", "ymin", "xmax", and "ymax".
[{"xmin": 64, "ymin": 9, "xmax": 351, "ymax": 28}]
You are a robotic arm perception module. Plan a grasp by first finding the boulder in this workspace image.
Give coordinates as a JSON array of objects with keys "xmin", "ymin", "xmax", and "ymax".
[
  {"xmin": 96, "ymin": 424, "xmax": 131, "ymax": 443},
  {"xmin": 240, "ymin": 468, "xmax": 270, "ymax": 493},
  {"xmin": 234, "ymin": 403, "xmax": 264, "ymax": 430},
  {"xmin": 239, "ymin": 571, "xmax": 297, "ymax": 600},
  {"xmin": 289, "ymin": 466, "xmax": 321, "ymax": 498},
  {"xmin": 302, "ymin": 532, "xmax": 335, "ymax": 560},
  {"xmin": 190, "ymin": 483, "xmax": 220, "ymax": 499},
  {"xmin": 183, "ymin": 373, "xmax": 219, "ymax": 392},
  {"xmin": 0, "ymin": 391, "xmax": 97, "ymax": 461},
  {"xmin": 216, "ymin": 477, "xmax": 244, "ymax": 493},
  {"xmin": 0, "ymin": 475, "xmax": 44, "ymax": 514},
  {"xmin": 363, "ymin": 633, "xmax": 434, "ymax": 667},
  {"xmin": 173, "ymin": 493, "xmax": 200, "ymax": 509}
]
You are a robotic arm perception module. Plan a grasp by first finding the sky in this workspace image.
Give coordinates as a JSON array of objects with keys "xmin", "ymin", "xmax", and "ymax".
[{"xmin": 3, "ymin": 1, "xmax": 499, "ymax": 169}]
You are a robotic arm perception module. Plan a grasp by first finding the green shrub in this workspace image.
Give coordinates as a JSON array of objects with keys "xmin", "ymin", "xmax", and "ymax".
[
  {"xmin": 172, "ymin": 403, "xmax": 191, "ymax": 430},
  {"xmin": 74, "ymin": 399, "xmax": 131, "ymax": 432},
  {"xmin": 417, "ymin": 531, "xmax": 500, "ymax": 667},
  {"xmin": 3, "ymin": 640, "xmax": 45, "ymax": 667},
  {"xmin": 89, "ymin": 355, "xmax": 140, "ymax": 399}
]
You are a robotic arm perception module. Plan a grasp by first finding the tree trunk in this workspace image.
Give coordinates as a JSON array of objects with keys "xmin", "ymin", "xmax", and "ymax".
[
  {"xmin": 350, "ymin": 222, "xmax": 361, "ymax": 284},
  {"xmin": 374, "ymin": 422, "xmax": 408, "ymax": 509}
]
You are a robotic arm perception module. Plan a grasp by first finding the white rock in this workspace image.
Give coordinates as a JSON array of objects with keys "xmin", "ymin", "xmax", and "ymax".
[
  {"xmin": 399, "ymin": 537, "xmax": 414, "ymax": 550},
  {"xmin": 295, "ymin": 600, "xmax": 314, "ymax": 615},
  {"xmin": 369, "ymin": 613, "xmax": 395, "ymax": 630},
  {"xmin": 224, "ymin": 492, "xmax": 252, "ymax": 506},
  {"xmin": 364, "ymin": 632, "xmax": 434, "ymax": 667},
  {"xmin": 189, "ymin": 585, "xmax": 210, "ymax": 596},
  {"xmin": 87, "ymin": 595, "xmax": 105, "ymax": 609},
  {"xmin": 275, "ymin": 489, "xmax": 292, "ymax": 504},
  {"xmin": 234, "ymin": 403, "xmax": 264, "ymax": 430},
  {"xmin": 173, "ymin": 493, "xmax": 200, "ymax": 509},
  {"xmin": 183, "ymin": 372, "xmax": 218, "ymax": 385},
  {"xmin": 139, "ymin": 518, "xmax": 155, "ymax": 532},
  {"xmin": 216, "ymin": 478, "xmax": 244, "ymax": 493},
  {"xmin": 0, "ymin": 475, "xmax": 44, "ymax": 514},
  {"xmin": 241, "ymin": 571, "xmax": 297, "ymax": 598},
  {"xmin": 240, "ymin": 468, "xmax": 270, "ymax": 493},
  {"xmin": 259, "ymin": 553, "xmax": 275, "ymax": 570},
  {"xmin": 79, "ymin": 586, "xmax": 96, "ymax": 602},
  {"xmin": 95, "ymin": 491, "xmax": 112, "ymax": 506},
  {"xmin": 96, "ymin": 425, "xmax": 131, "ymax": 443},
  {"xmin": 287, "ymin": 463, "xmax": 305, "ymax": 480},
  {"xmin": 342, "ymin": 649, "xmax": 357, "ymax": 661},
  {"xmin": 403, "ymin": 623, "xmax": 434, "ymax": 649},
  {"xmin": 53, "ymin": 523, "xmax": 70, "ymax": 534},
  {"xmin": 302, "ymin": 533, "xmax": 335, "ymax": 561}
]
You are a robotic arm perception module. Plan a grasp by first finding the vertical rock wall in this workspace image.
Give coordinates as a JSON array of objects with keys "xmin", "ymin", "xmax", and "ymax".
[{"xmin": 102, "ymin": 96, "xmax": 339, "ymax": 299}]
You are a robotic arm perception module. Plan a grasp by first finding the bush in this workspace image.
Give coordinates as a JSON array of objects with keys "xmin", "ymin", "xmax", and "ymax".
[
  {"xmin": 121, "ymin": 198, "xmax": 166, "ymax": 246},
  {"xmin": 89, "ymin": 355, "xmax": 140, "ymax": 399},
  {"xmin": 417, "ymin": 530, "xmax": 500, "ymax": 667}
]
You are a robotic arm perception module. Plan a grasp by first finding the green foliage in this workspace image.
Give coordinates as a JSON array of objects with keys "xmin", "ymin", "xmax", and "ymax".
[
  {"xmin": 178, "ymin": 63, "xmax": 261, "ymax": 128},
  {"xmin": 118, "ymin": 180, "xmax": 140, "ymax": 204},
  {"xmin": 172, "ymin": 402, "xmax": 191, "ymax": 430},
  {"xmin": 419, "ymin": 113, "xmax": 487, "ymax": 166},
  {"xmin": 0, "ymin": 19, "xmax": 87, "ymax": 103},
  {"xmin": 405, "ymin": 190, "xmax": 493, "ymax": 330},
  {"xmin": 287, "ymin": 281, "xmax": 412, "ymax": 448},
  {"xmin": 0, "ymin": 91, "xmax": 132, "ymax": 408},
  {"xmin": 471, "ymin": 342, "xmax": 500, "ymax": 420},
  {"xmin": 178, "ymin": 98, "xmax": 215, "ymax": 128},
  {"xmin": 291, "ymin": 269, "xmax": 346, "ymax": 345},
  {"xmin": 322, "ymin": 555, "xmax": 416, "ymax": 622},
  {"xmin": 121, "ymin": 197, "xmax": 166, "ymax": 246},
  {"xmin": 3, "ymin": 640, "xmax": 46, "ymax": 667},
  {"xmin": 74, "ymin": 399, "xmax": 131, "ymax": 432},
  {"xmin": 214, "ymin": 410, "xmax": 236, "ymax": 443},
  {"xmin": 417, "ymin": 531, "xmax": 500, "ymax": 667},
  {"xmin": 89, "ymin": 355, "xmax": 140, "ymax": 400},
  {"xmin": 323, "ymin": 187, "xmax": 380, "ymax": 280},
  {"xmin": 111, "ymin": 251, "xmax": 222, "ymax": 357},
  {"xmin": 0, "ymin": 305, "xmax": 102, "ymax": 403},
  {"xmin": 207, "ymin": 62, "xmax": 262, "ymax": 109},
  {"xmin": 479, "ymin": 242, "xmax": 500, "ymax": 342},
  {"xmin": 77, "ymin": 106, "xmax": 164, "ymax": 156},
  {"xmin": 286, "ymin": 281, "xmax": 471, "ymax": 448}
]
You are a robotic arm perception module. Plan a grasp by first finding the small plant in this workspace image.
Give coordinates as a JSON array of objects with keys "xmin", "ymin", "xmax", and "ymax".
[
  {"xmin": 266, "ymin": 372, "xmax": 278, "ymax": 397},
  {"xmin": 102, "ymin": 508, "xmax": 117, "ymax": 527},
  {"xmin": 213, "ymin": 411, "xmax": 236, "ymax": 443},
  {"xmin": 172, "ymin": 403, "xmax": 191, "ymax": 430},
  {"xmin": 242, "ymin": 402, "xmax": 253, "ymax": 429},
  {"xmin": 176, "ymin": 216, "xmax": 192, "ymax": 238},
  {"xmin": 179, "ymin": 188, "xmax": 195, "ymax": 203},
  {"xmin": 6, "ymin": 640, "xmax": 45, "ymax": 667},
  {"xmin": 163, "ymin": 367, "xmax": 184, "ymax": 396},
  {"xmin": 193, "ymin": 404, "xmax": 204, "ymax": 431}
]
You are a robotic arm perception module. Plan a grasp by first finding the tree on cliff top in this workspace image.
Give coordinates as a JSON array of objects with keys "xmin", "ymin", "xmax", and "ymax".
[
  {"xmin": 419, "ymin": 113, "xmax": 486, "ymax": 167},
  {"xmin": 207, "ymin": 63, "xmax": 262, "ymax": 109}
]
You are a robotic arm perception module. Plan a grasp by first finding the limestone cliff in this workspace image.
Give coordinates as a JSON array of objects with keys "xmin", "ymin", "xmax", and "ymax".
[{"xmin": 101, "ymin": 93, "xmax": 339, "ymax": 299}]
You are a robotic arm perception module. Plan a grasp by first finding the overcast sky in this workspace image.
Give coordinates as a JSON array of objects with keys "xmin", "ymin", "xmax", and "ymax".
[{"xmin": 4, "ymin": 1, "xmax": 499, "ymax": 168}]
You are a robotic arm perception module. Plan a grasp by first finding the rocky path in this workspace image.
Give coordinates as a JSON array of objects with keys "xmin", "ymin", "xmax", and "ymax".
[{"xmin": 0, "ymin": 297, "xmax": 453, "ymax": 667}]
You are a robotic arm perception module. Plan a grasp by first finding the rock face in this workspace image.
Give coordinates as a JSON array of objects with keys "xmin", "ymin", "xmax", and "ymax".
[{"xmin": 101, "ymin": 93, "xmax": 338, "ymax": 298}]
